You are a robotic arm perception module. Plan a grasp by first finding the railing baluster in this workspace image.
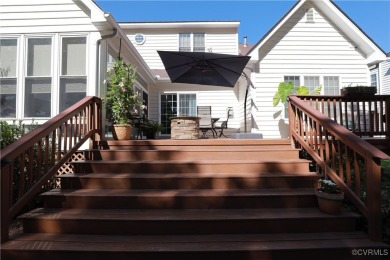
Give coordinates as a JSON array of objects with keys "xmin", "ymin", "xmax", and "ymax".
[
  {"xmin": 356, "ymin": 101, "xmax": 361, "ymax": 136},
  {"xmin": 362, "ymin": 101, "xmax": 367, "ymax": 134}
]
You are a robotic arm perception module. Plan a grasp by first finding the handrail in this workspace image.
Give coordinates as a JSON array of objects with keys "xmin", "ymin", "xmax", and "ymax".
[
  {"xmin": 1, "ymin": 96, "xmax": 102, "ymax": 243},
  {"xmin": 288, "ymin": 95, "xmax": 390, "ymax": 241}
]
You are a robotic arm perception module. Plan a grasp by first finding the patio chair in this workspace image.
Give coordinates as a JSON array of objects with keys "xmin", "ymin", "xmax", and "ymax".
[
  {"xmin": 214, "ymin": 107, "xmax": 233, "ymax": 138},
  {"xmin": 197, "ymin": 106, "xmax": 213, "ymax": 138}
]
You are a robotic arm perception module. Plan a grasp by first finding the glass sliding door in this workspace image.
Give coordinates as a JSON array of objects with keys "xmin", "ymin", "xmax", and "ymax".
[{"xmin": 160, "ymin": 93, "xmax": 196, "ymax": 135}]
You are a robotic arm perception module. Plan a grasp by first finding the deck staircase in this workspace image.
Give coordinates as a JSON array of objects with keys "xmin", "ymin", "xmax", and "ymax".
[{"xmin": 2, "ymin": 139, "xmax": 388, "ymax": 259}]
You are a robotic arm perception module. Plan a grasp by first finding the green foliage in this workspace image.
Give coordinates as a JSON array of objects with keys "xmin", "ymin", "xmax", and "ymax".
[
  {"xmin": 105, "ymin": 58, "xmax": 142, "ymax": 124},
  {"xmin": 0, "ymin": 120, "xmax": 37, "ymax": 149},
  {"xmin": 273, "ymin": 81, "xmax": 322, "ymax": 106},
  {"xmin": 318, "ymin": 179, "xmax": 341, "ymax": 193},
  {"xmin": 273, "ymin": 82, "xmax": 294, "ymax": 106}
]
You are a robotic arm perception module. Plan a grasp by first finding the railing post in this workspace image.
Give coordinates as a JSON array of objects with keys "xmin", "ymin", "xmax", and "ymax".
[
  {"xmin": 1, "ymin": 161, "xmax": 12, "ymax": 243},
  {"xmin": 366, "ymin": 159, "xmax": 382, "ymax": 241}
]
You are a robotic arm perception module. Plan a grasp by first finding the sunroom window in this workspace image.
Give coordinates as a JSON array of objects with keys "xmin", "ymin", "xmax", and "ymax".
[
  {"xmin": 59, "ymin": 37, "xmax": 87, "ymax": 112},
  {"xmin": 0, "ymin": 38, "xmax": 17, "ymax": 118},
  {"xmin": 24, "ymin": 38, "xmax": 52, "ymax": 118}
]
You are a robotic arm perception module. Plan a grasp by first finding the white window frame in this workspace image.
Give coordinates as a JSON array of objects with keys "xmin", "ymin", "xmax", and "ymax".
[
  {"xmin": 23, "ymin": 35, "xmax": 54, "ymax": 119},
  {"xmin": 59, "ymin": 35, "xmax": 88, "ymax": 112},
  {"xmin": 0, "ymin": 37, "xmax": 19, "ymax": 119},
  {"xmin": 178, "ymin": 32, "xmax": 205, "ymax": 52}
]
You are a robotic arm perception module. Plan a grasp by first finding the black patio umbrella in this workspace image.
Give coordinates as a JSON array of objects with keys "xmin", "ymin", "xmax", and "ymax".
[
  {"xmin": 157, "ymin": 50, "xmax": 250, "ymax": 87},
  {"xmin": 157, "ymin": 50, "xmax": 253, "ymax": 132}
]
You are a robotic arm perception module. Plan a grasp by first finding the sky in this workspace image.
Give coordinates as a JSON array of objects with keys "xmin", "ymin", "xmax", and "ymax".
[{"xmin": 95, "ymin": 0, "xmax": 390, "ymax": 53}]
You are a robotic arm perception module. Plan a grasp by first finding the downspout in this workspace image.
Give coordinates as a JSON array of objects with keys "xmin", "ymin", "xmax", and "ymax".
[{"xmin": 95, "ymin": 28, "xmax": 118, "ymax": 97}]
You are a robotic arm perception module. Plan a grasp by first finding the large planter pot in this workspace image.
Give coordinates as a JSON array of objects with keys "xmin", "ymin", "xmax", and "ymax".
[
  {"xmin": 315, "ymin": 189, "xmax": 344, "ymax": 215},
  {"xmin": 340, "ymin": 86, "xmax": 377, "ymax": 96},
  {"xmin": 112, "ymin": 124, "xmax": 132, "ymax": 140}
]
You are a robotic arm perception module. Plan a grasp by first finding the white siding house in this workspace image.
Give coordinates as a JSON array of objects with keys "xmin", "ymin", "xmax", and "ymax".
[
  {"xmin": 0, "ymin": 0, "xmax": 154, "ymax": 127},
  {"xmin": 120, "ymin": 21, "xmax": 244, "ymax": 136},
  {"xmin": 1, "ymin": 0, "xmax": 387, "ymax": 139},
  {"xmin": 247, "ymin": 0, "xmax": 387, "ymax": 138}
]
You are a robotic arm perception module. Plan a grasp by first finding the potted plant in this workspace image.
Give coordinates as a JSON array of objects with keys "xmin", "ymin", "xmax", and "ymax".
[
  {"xmin": 315, "ymin": 179, "xmax": 344, "ymax": 215},
  {"xmin": 340, "ymin": 86, "xmax": 377, "ymax": 96},
  {"xmin": 105, "ymin": 58, "xmax": 142, "ymax": 140},
  {"xmin": 143, "ymin": 119, "xmax": 163, "ymax": 139}
]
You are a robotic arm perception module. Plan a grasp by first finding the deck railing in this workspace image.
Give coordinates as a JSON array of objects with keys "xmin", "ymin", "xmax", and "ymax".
[
  {"xmin": 288, "ymin": 95, "xmax": 390, "ymax": 241},
  {"xmin": 0, "ymin": 96, "xmax": 102, "ymax": 243},
  {"xmin": 298, "ymin": 95, "xmax": 390, "ymax": 139}
]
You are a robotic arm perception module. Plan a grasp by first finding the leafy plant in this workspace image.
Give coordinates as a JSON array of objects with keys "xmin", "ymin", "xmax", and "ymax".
[
  {"xmin": 273, "ymin": 81, "xmax": 322, "ymax": 107},
  {"xmin": 0, "ymin": 120, "xmax": 37, "ymax": 149},
  {"xmin": 318, "ymin": 179, "xmax": 341, "ymax": 193},
  {"xmin": 105, "ymin": 58, "xmax": 142, "ymax": 124}
]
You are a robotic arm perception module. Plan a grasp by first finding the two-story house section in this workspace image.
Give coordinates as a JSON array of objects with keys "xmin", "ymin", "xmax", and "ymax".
[
  {"xmin": 247, "ymin": 0, "xmax": 386, "ymax": 138},
  {"xmin": 120, "ymin": 21, "xmax": 248, "ymax": 136}
]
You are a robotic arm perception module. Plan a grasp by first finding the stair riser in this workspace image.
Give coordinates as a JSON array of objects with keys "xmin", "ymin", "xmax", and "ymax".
[
  {"xmin": 87, "ymin": 150, "xmax": 299, "ymax": 161},
  {"xmin": 61, "ymin": 176, "xmax": 318, "ymax": 190},
  {"xmin": 73, "ymin": 162, "xmax": 310, "ymax": 174},
  {"xmin": 43, "ymin": 195, "xmax": 317, "ymax": 209},
  {"xmin": 22, "ymin": 217, "xmax": 357, "ymax": 235},
  {"xmin": 0, "ymin": 248, "xmax": 361, "ymax": 260}
]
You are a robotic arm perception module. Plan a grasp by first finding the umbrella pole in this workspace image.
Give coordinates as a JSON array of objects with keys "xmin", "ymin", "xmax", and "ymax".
[{"xmin": 242, "ymin": 72, "xmax": 254, "ymax": 133}]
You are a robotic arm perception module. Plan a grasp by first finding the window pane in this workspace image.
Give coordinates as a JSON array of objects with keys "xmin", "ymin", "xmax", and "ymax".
[
  {"xmin": 62, "ymin": 37, "xmax": 86, "ymax": 75},
  {"xmin": 179, "ymin": 33, "xmax": 191, "ymax": 52},
  {"xmin": 0, "ymin": 39, "xmax": 17, "ymax": 77},
  {"xmin": 160, "ymin": 94, "xmax": 177, "ymax": 134},
  {"xmin": 324, "ymin": 76, "xmax": 339, "ymax": 95},
  {"xmin": 24, "ymin": 78, "xmax": 51, "ymax": 117},
  {"xmin": 0, "ymin": 79, "xmax": 17, "ymax": 118},
  {"xmin": 59, "ymin": 77, "xmax": 86, "ymax": 111},
  {"xmin": 283, "ymin": 76, "xmax": 300, "ymax": 118},
  {"xmin": 179, "ymin": 94, "xmax": 196, "ymax": 116},
  {"xmin": 193, "ymin": 33, "xmax": 205, "ymax": 52},
  {"xmin": 371, "ymin": 73, "xmax": 377, "ymax": 87},
  {"xmin": 304, "ymin": 76, "xmax": 319, "ymax": 93},
  {"xmin": 27, "ymin": 38, "xmax": 52, "ymax": 76}
]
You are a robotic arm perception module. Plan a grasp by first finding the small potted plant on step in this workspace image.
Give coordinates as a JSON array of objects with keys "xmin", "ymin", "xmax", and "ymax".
[
  {"xmin": 315, "ymin": 179, "xmax": 344, "ymax": 215},
  {"xmin": 105, "ymin": 58, "xmax": 142, "ymax": 140}
]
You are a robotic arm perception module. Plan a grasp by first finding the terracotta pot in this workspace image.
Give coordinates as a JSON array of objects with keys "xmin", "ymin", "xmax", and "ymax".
[
  {"xmin": 315, "ymin": 189, "xmax": 344, "ymax": 215},
  {"xmin": 112, "ymin": 124, "xmax": 132, "ymax": 140}
]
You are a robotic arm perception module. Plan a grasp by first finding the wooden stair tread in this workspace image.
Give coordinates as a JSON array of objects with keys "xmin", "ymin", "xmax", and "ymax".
[
  {"xmin": 21, "ymin": 208, "xmax": 360, "ymax": 221},
  {"xmin": 3, "ymin": 232, "xmax": 387, "ymax": 252},
  {"xmin": 42, "ymin": 188, "xmax": 317, "ymax": 197},
  {"xmin": 59, "ymin": 172, "xmax": 318, "ymax": 178},
  {"xmin": 73, "ymin": 159, "xmax": 311, "ymax": 165}
]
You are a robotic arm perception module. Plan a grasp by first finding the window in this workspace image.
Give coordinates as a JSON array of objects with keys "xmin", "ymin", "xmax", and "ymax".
[
  {"xmin": 134, "ymin": 33, "xmax": 145, "ymax": 45},
  {"xmin": 59, "ymin": 37, "xmax": 87, "ymax": 112},
  {"xmin": 0, "ymin": 38, "xmax": 17, "ymax": 118},
  {"xmin": 324, "ymin": 76, "xmax": 339, "ymax": 95},
  {"xmin": 283, "ymin": 76, "xmax": 300, "ymax": 118},
  {"xmin": 25, "ymin": 38, "xmax": 52, "ymax": 118},
  {"xmin": 179, "ymin": 33, "xmax": 191, "ymax": 52},
  {"xmin": 371, "ymin": 73, "xmax": 377, "ymax": 87},
  {"xmin": 304, "ymin": 76, "xmax": 320, "ymax": 93},
  {"xmin": 179, "ymin": 33, "xmax": 205, "ymax": 52},
  {"xmin": 160, "ymin": 93, "xmax": 196, "ymax": 134},
  {"xmin": 193, "ymin": 33, "xmax": 205, "ymax": 52}
]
